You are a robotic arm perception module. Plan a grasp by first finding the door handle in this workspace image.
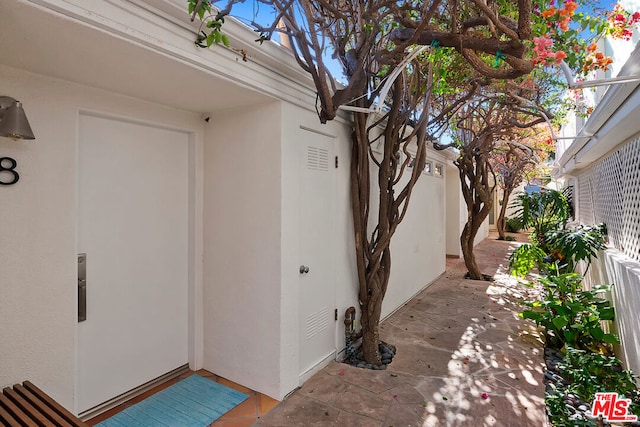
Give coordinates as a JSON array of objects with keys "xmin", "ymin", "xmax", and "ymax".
[
  {"xmin": 299, "ymin": 265, "xmax": 310, "ymax": 274},
  {"xmin": 78, "ymin": 253, "xmax": 87, "ymax": 322}
]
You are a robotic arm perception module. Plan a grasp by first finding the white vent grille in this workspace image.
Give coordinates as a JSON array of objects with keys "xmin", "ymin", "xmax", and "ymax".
[
  {"xmin": 305, "ymin": 307, "xmax": 329, "ymax": 340},
  {"xmin": 575, "ymin": 135, "xmax": 640, "ymax": 261},
  {"xmin": 307, "ymin": 146, "xmax": 329, "ymax": 171}
]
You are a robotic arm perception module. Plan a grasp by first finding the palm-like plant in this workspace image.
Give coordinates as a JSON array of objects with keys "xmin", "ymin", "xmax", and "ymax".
[
  {"xmin": 512, "ymin": 189, "xmax": 569, "ymax": 251},
  {"xmin": 546, "ymin": 224, "xmax": 607, "ymax": 274}
]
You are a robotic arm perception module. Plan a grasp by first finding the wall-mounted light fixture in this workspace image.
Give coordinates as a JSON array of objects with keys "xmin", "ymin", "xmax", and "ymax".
[{"xmin": 0, "ymin": 96, "xmax": 35, "ymax": 140}]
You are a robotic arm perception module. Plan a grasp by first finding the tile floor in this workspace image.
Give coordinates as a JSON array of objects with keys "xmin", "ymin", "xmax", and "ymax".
[
  {"xmin": 88, "ymin": 231, "xmax": 541, "ymax": 426},
  {"xmin": 254, "ymin": 231, "xmax": 547, "ymax": 426},
  {"xmin": 86, "ymin": 369, "xmax": 279, "ymax": 427}
]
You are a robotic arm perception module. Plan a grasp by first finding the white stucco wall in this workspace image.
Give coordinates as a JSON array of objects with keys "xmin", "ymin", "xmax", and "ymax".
[
  {"xmin": 0, "ymin": 64, "xmax": 204, "ymax": 410},
  {"xmin": 475, "ymin": 216, "xmax": 490, "ymax": 246},
  {"xmin": 446, "ymin": 164, "xmax": 464, "ymax": 257},
  {"xmin": 503, "ymin": 186, "xmax": 526, "ymax": 223},
  {"xmin": 0, "ymin": 0, "xmax": 473, "ymax": 409},
  {"xmin": 381, "ymin": 153, "xmax": 448, "ymax": 318},
  {"xmin": 201, "ymin": 102, "xmax": 283, "ymax": 399}
]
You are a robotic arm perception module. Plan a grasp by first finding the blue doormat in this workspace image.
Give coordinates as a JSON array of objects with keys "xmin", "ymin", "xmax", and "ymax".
[{"xmin": 96, "ymin": 374, "xmax": 249, "ymax": 427}]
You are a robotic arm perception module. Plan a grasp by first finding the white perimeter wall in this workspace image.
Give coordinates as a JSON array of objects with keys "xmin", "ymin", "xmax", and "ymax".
[
  {"xmin": 381, "ymin": 154, "xmax": 448, "ymax": 318},
  {"xmin": 279, "ymin": 103, "xmax": 449, "ymax": 389},
  {"xmin": 446, "ymin": 164, "xmax": 464, "ymax": 257},
  {"xmin": 201, "ymin": 102, "xmax": 283, "ymax": 398},
  {"xmin": 582, "ymin": 251, "xmax": 640, "ymax": 377},
  {"xmin": 476, "ymin": 216, "xmax": 490, "ymax": 246},
  {"xmin": 0, "ymin": 64, "xmax": 204, "ymax": 410}
]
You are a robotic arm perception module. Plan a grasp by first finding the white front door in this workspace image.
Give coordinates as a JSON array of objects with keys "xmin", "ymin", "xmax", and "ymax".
[
  {"xmin": 77, "ymin": 113, "xmax": 190, "ymax": 413},
  {"xmin": 299, "ymin": 128, "xmax": 336, "ymax": 377}
]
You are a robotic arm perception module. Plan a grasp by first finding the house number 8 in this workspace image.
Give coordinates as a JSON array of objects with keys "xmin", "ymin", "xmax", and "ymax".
[{"xmin": 0, "ymin": 157, "xmax": 19, "ymax": 185}]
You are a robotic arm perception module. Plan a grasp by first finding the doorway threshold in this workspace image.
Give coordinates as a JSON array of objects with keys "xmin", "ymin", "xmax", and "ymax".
[
  {"xmin": 85, "ymin": 369, "xmax": 280, "ymax": 426},
  {"xmin": 80, "ymin": 364, "xmax": 189, "ymax": 421}
]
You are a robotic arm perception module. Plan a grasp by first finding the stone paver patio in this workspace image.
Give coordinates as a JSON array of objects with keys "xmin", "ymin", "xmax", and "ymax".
[{"xmin": 254, "ymin": 233, "xmax": 547, "ymax": 426}]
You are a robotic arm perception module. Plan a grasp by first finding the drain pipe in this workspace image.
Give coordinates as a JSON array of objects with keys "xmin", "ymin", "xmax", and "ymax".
[
  {"xmin": 344, "ymin": 307, "xmax": 362, "ymax": 364},
  {"xmin": 344, "ymin": 306, "xmax": 356, "ymax": 336}
]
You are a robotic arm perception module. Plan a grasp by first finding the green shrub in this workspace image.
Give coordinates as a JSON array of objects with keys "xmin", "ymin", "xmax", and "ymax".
[
  {"xmin": 545, "ymin": 224, "xmax": 607, "ymax": 274},
  {"xmin": 509, "ymin": 243, "xmax": 547, "ymax": 277},
  {"xmin": 510, "ymin": 224, "xmax": 608, "ymax": 277},
  {"xmin": 561, "ymin": 348, "xmax": 640, "ymax": 408},
  {"xmin": 520, "ymin": 273, "xmax": 618, "ymax": 352},
  {"xmin": 505, "ymin": 217, "xmax": 523, "ymax": 232},
  {"xmin": 512, "ymin": 189, "xmax": 569, "ymax": 250},
  {"xmin": 546, "ymin": 348, "xmax": 640, "ymax": 426}
]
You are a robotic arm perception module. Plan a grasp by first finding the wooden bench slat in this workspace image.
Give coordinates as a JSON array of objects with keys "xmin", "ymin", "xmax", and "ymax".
[
  {"xmin": 2, "ymin": 388, "xmax": 50, "ymax": 426},
  {"xmin": 0, "ymin": 392, "xmax": 38, "ymax": 427},
  {"xmin": 22, "ymin": 382, "xmax": 87, "ymax": 427},
  {"xmin": 0, "ymin": 404, "xmax": 23, "ymax": 427},
  {"xmin": 13, "ymin": 385, "xmax": 74, "ymax": 427}
]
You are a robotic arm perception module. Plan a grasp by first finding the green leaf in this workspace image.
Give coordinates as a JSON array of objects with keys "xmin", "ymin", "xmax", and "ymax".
[
  {"xmin": 521, "ymin": 310, "xmax": 542, "ymax": 322},
  {"xmin": 553, "ymin": 305, "xmax": 569, "ymax": 316},
  {"xmin": 564, "ymin": 329, "xmax": 577, "ymax": 344},
  {"xmin": 590, "ymin": 327, "xmax": 604, "ymax": 341},
  {"xmin": 603, "ymin": 333, "xmax": 620, "ymax": 344},
  {"xmin": 599, "ymin": 307, "xmax": 615, "ymax": 320},
  {"xmin": 552, "ymin": 316, "xmax": 569, "ymax": 330},
  {"xmin": 509, "ymin": 244, "xmax": 546, "ymax": 277},
  {"xmin": 221, "ymin": 34, "xmax": 230, "ymax": 48},
  {"xmin": 205, "ymin": 33, "xmax": 214, "ymax": 47},
  {"xmin": 566, "ymin": 302, "xmax": 584, "ymax": 314}
]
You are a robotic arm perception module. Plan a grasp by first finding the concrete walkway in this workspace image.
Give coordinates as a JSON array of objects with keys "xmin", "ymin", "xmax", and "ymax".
[{"xmin": 254, "ymin": 233, "xmax": 547, "ymax": 427}]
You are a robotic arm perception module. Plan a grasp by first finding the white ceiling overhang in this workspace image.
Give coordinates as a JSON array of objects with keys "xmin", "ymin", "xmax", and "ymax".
[{"xmin": 0, "ymin": 0, "xmax": 318, "ymax": 114}]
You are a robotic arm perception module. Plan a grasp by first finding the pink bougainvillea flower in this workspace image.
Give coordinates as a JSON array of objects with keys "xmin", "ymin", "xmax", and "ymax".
[{"xmin": 481, "ymin": 393, "xmax": 489, "ymax": 399}]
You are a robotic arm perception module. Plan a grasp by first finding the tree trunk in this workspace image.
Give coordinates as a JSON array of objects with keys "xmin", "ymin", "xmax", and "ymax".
[
  {"xmin": 461, "ymin": 221, "xmax": 481, "ymax": 278},
  {"xmin": 456, "ymin": 135, "xmax": 495, "ymax": 280},
  {"xmin": 350, "ymin": 110, "xmax": 390, "ymax": 366},
  {"xmin": 348, "ymin": 79, "xmax": 428, "ymax": 365},
  {"xmin": 359, "ymin": 250, "xmax": 389, "ymax": 365},
  {"xmin": 496, "ymin": 190, "xmax": 509, "ymax": 239},
  {"xmin": 460, "ymin": 196, "xmax": 493, "ymax": 279}
]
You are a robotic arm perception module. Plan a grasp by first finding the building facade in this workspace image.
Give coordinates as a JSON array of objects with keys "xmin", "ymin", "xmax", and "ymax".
[{"xmin": 0, "ymin": 0, "xmax": 471, "ymax": 417}]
